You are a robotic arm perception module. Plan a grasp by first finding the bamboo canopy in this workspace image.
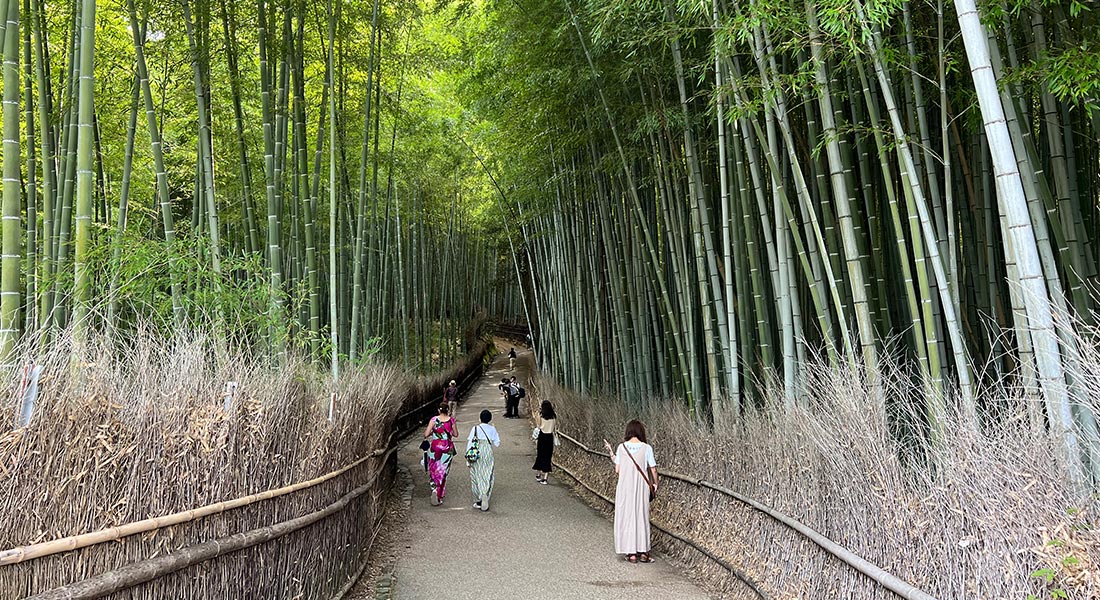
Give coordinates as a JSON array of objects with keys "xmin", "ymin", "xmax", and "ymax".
[
  {"xmin": 0, "ymin": 0, "xmax": 522, "ymax": 375},
  {"xmin": 467, "ymin": 0, "xmax": 1100, "ymax": 486}
]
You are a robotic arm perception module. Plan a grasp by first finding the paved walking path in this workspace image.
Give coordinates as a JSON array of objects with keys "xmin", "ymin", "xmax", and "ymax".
[{"xmin": 391, "ymin": 345, "xmax": 711, "ymax": 599}]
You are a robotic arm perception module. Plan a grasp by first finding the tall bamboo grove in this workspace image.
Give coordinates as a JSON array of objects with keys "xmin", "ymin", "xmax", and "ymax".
[
  {"xmin": 0, "ymin": 0, "xmax": 518, "ymax": 373},
  {"xmin": 464, "ymin": 0, "xmax": 1100, "ymax": 485}
]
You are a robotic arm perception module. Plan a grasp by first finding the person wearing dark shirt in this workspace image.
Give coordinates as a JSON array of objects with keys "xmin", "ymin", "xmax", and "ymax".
[
  {"xmin": 505, "ymin": 376, "xmax": 521, "ymax": 418},
  {"xmin": 498, "ymin": 378, "xmax": 512, "ymax": 417},
  {"xmin": 443, "ymin": 380, "xmax": 459, "ymax": 417}
]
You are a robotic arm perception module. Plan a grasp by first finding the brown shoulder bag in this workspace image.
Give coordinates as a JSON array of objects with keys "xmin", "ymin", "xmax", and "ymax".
[{"xmin": 624, "ymin": 445, "xmax": 657, "ymax": 501}]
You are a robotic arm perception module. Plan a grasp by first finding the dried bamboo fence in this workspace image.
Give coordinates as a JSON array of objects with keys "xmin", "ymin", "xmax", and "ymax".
[
  {"xmin": 552, "ymin": 431, "xmax": 937, "ymax": 600},
  {"xmin": 528, "ymin": 368, "xmax": 1097, "ymax": 600},
  {"xmin": 0, "ymin": 325, "xmax": 493, "ymax": 599}
]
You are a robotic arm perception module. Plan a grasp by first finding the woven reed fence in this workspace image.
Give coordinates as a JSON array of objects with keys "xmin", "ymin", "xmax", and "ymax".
[
  {"xmin": 528, "ymin": 371, "xmax": 1098, "ymax": 600},
  {"xmin": 0, "ymin": 323, "xmax": 494, "ymax": 600}
]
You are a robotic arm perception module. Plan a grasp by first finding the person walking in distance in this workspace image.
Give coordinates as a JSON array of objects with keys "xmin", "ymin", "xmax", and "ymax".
[
  {"xmin": 423, "ymin": 404, "xmax": 458, "ymax": 506},
  {"xmin": 604, "ymin": 420, "xmax": 659, "ymax": 563},
  {"xmin": 466, "ymin": 409, "xmax": 501, "ymax": 511},
  {"xmin": 508, "ymin": 347, "xmax": 517, "ymax": 370},
  {"xmin": 443, "ymin": 379, "xmax": 459, "ymax": 418},
  {"xmin": 532, "ymin": 400, "xmax": 558, "ymax": 484}
]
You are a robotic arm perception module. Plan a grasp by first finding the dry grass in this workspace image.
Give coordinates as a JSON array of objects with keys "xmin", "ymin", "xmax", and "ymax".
[
  {"xmin": 0, "ymin": 325, "xmax": 489, "ymax": 599},
  {"xmin": 535, "ymin": 357, "xmax": 1100, "ymax": 600}
]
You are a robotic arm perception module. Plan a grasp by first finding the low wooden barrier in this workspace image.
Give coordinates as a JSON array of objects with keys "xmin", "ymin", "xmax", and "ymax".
[
  {"xmin": 2, "ymin": 328, "xmax": 495, "ymax": 599},
  {"xmin": 554, "ymin": 431, "xmax": 939, "ymax": 600}
]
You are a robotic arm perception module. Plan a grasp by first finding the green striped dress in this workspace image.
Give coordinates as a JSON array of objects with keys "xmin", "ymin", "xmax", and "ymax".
[{"xmin": 467, "ymin": 424, "xmax": 499, "ymax": 505}]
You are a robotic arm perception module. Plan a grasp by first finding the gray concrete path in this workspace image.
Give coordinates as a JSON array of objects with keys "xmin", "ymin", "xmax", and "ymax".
[{"xmin": 391, "ymin": 345, "xmax": 712, "ymax": 599}]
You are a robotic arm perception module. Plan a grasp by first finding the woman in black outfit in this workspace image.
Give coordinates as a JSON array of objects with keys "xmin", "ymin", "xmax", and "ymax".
[{"xmin": 532, "ymin": 400, "xmax": 557, "ymax": 484}]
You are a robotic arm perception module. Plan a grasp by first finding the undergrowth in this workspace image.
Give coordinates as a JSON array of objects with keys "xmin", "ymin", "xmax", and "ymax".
[
  {"xmin": 537, "ymin": 355, "xmax": 1100, "ymax": 599},
  {"xmin": 0, "ymin": 324, "xmax": 486, "ymax": 598}
]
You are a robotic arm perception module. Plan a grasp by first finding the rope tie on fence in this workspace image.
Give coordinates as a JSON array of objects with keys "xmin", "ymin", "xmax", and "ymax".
[{"xmin": 556, "ymin": 431, "xmax": 940, "ymax": 600}]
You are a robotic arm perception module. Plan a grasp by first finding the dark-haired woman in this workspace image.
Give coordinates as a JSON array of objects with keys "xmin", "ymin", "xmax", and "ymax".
[
  {"xmin": 603, "ymin": 420, "xmax": 658, "ymax": 563},
  {"xmin": 532, "ymin": 400, "xmax": 558, "ymax": 484},
  {"xmin": 466, "ymin": 409, "xmax": 501, "ymax": 511},
  {"xmin": 423, "ymin": 404, "xmax": 458, "ymax": 506}
]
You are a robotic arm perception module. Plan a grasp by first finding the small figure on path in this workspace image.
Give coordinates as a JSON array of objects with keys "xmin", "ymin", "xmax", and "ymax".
[
  {"xmin": 603, "ymin": 420, "xmax": 659, "ymax": 564},
  {"xmin": 532, "ymin": 400, "xmax": 558, "ymax": 484},
  {"xmin": 508, "ymin": 347, "xmax": 517, "ymax": 370},
  {"xmin": 443, "ymin": 379, "xmax": 459, "ymax": 417},
  {"xmin": 423, "ymin": 403, "xmax": 458, "ymax": 506},
  {"xmin": 466, "ymin": 409, "xmax": 501, "ymax": 511}
]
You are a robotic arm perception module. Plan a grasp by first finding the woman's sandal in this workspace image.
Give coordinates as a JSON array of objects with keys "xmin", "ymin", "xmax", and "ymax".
[
  {"xmin": 627, "ymin": 554, "xmax": 638, "ymax": 563},
  {"xmin": 638, "ymin": 553, "xmax": 652, "ymax": 563}
]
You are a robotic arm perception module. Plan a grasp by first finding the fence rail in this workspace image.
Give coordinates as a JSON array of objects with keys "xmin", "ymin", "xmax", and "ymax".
[
  {"xmin": 26, "ymin": 444, "xmax": 402, "ymax": 600},
  {"xmin": 5, "ymin": 323, "xmax": 936, "ymax": 600},
  {"xmin": 3, "ymin": 328, "xmax": 494, "ymax": 599},
  {"xmin": 493, "ymin": 321, "xmax": 529, "ymax": 345},
  {"xmin": 555, "ymin": 430, "xmax": 939, "ymax": 600}
]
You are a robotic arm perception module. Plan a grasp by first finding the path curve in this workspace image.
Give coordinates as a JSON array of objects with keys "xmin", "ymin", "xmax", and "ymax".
[{"xmin": 390, "ymin": 344, "xmax": 712, "ymax": 599}]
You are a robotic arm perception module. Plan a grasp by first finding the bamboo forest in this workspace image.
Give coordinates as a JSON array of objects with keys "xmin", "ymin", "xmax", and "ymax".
[{"xmin": 1, "ymin": 0, "xmax": 1099, "ymax": 598}]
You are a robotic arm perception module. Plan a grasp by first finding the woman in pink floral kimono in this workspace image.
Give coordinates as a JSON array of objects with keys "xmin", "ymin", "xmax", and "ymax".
[{"xmin": 423, "ymin": 404, "xmax": 458, "ymax": 505}]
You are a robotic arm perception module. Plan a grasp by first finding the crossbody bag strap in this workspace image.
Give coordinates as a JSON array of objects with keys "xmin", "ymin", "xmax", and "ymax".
[{"xmin": 624, "ymin": 445, "xmax": 655, "ymax": 492}]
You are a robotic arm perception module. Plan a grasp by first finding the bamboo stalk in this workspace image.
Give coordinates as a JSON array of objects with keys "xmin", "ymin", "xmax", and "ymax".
[
  {"xmin": 0, "ymin": 0, "xmax": 20, "ymax": 362},
  {"xmin": 70, "ymin": 0, "xmax": 95, "ymax": 339}
]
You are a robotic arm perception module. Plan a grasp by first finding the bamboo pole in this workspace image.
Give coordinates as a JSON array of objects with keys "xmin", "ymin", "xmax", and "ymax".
[
  {"xmin": 0, "ymin": 0, "xmax": 19, "ymax": 362},
  {"xmin": 70, "ymin": 0, "xmax": 95, "ymax": 339}
]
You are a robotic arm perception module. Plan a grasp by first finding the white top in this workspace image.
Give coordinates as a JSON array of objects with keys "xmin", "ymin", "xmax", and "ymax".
[
  {"xmin": 466, "ymin": 424, "xmax": 501, "ymax": 447},
  {"xmin": 614, "ymin": 441, "xmax": 656, "ymax": 468},
  {"xmin": 538, "ymin": 417, "xmax": 556, "ymax": 434}
]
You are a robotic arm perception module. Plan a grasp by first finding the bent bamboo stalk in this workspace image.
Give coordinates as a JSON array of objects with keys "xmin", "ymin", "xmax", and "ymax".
[
  {"xmin": 26, "ymin": 445, "xmax": 401, "ymax": 600},
  {"xmin": 0, "ymin": 443, "xmax": 391, "ymax": 567},
  {"xmin": 557, "ymin": 431, "xmax": 939, "ymax": 600}
]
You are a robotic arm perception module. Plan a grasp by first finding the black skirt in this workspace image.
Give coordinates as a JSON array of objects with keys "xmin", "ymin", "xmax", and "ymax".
[{"xmin": 533, "ymin": 431, "xmax": 554, "ymax": 472}]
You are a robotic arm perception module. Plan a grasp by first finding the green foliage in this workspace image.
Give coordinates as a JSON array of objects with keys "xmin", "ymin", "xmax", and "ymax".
[
  {"xmin": 0, "ymin": 0, "xmax": 526, "ymax": 365},
  {"xmin": 1044, "ymin": 45, "xmax": 1100, "ymax": 107}
]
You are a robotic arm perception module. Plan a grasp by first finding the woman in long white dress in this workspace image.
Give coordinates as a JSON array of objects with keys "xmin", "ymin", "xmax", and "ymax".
[{"xmin": 604, "ymin": 420, "xmax": 659, "ymax": 563}]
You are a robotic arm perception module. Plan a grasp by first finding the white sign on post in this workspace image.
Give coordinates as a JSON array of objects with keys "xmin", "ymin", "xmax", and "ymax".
[
  {"xmin": 17, "ymin": 364, "xmax": 44, "ymax": 428},
  {"xmin": 223, "ymin": 381, "xmax": 239, "ymax": 412}
]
